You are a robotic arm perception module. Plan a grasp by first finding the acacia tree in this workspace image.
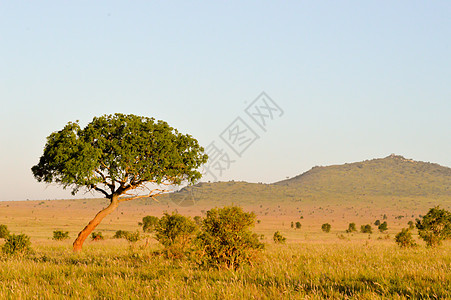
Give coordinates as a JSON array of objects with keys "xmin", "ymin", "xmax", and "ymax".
[{"xmin": 32, "ymin": 113, "xmax": 207, "ymax": 251}]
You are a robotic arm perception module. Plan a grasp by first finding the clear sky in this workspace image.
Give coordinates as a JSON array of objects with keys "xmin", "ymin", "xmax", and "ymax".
[{"xmin": 1, "ymin": 1, "xmax": 450, "ymax": 201}]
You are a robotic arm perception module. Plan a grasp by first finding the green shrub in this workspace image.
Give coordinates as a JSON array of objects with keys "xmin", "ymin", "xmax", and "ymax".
[
  {"xmin": 408, "ymin": 220, "xmax": 415, "ymax": 230},
  {"xmin": 321, "ymin": 223, "xmax": 331, "ymax": 233},
  {"xmin": 91, "ymin": 232, "xmax": 104, "ymax": 241},
  {"xmin": 295, "ymin": 222, "xmax": 302, "ymax": 229},
  {"xmin": 273, "ymin": 231, "xmax": 286, "ymax": 244},
  {"xmin": 52, "ymin": 230, "xmax": 69, "ymax": 240},
  {"xmin": 361, "ymin": 224, "xmax": 372, "ymax": 234},
  {"xmin": 378, "ymin": 221, "xmax": 388, "ymax": 232},
  {"xmin": 125, "ymin": 231, "xmax": 141, "ymax": 243},
  {"xmin": 139, "ymin": 216, "xmax": 159, "ymax": 233},
  {"xmin": 196, "ymin": 206, "xmax": 264, "ymax": 269},
  {"xmin": 2, "ymin": 234, "xmax": 32, "ymax": 255},
  {"xmin": 395, "ymin": 228, "xmax": 417, "ymax": 248},
  {"xmin": 0, "ymin": 224, "xmax": 9, "ymax": 238},
  {"xmin": 113, "ymin": 230, "xmax": 130, "ymax": 239},
  {"xmin": 416, "ymin": 206, "xmax": 451, "ymax": 247},
  {"xmin": 374, "ymin": 220, "xmax": 381, "ymax": 226},
  {"xmin": 155, "ymin": 212, "xmax": 197, "ymax": 258},
  {"xmin": 346, "ymin": 223, "xmax": 357, "ymax": 233}
]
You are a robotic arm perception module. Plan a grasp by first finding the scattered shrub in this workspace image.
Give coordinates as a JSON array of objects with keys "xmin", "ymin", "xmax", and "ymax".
[
  {"xmin": 52, "ymin": 230, "xmax": 69, "ymax": 240},
  {"xmin": 2, "ymin": 234, "xmax": 32, "ymax": 255},
  {"xmin": 395, "ymin": 228, "xmax": 417, "ymax": 248},
  {"xmin": 295, "ymin": 222, "xmax": 302, "ymax": 229},
  {"xmin": 155, "ymin": 212, "xmax": 197, "ymax": 258},
  {"xmin": 125, "ymin": 231, "xmax": 141, "ymax": 243},
  {"xmin": 378, "ymin": 221, "xmax": 388, "ymax": 232},
  {"xmin": 196, "ymin": 206, "xmax": 264, "ymax": 269},
  {"xmin": 416, "ymin": 206, "xmax": 451, "ymax": 247},
  {"xmin": 374, "ymin": 220, "xmax": 381, "ymax": 226},
  {"xmin": 0, "ymin": 224, "xmax": 10, "ymax": 238},
  {"xmin": 346, "ymin": 223, "xmax": 357, "ymax": 233},
  {"xmin": 291, "ymin": 222, "xmax": 294, "ymax": 228},
  {"xmin": 91, "ymin": 232, "xmax": 104, "ymax": 241},
  {"xmin": 139, "ymin": 216, "xmax": 159, "ymax": 233},
  {"xmin": 113, "ymin": 230, "xmax": 130, "ymax": 239},
  {"xmin": 408, "ymin": 220, "xmax": 415, "ymax": 230},
  {"xmin": 361, "ymin": 224, "xmax": 372, "ymax": 234},
  {"xmin": 321, "ymin": 223, "xmax": 331, "ymax": 233},
  {"xmin": 273, "ymin": 231, "xmax": 286, "ymax": 244}
]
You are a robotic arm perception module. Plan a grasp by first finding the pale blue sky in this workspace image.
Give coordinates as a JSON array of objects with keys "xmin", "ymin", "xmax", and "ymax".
[{"xmin": 1, "ymin": 1, "xmax": 450, "ymax": 201}]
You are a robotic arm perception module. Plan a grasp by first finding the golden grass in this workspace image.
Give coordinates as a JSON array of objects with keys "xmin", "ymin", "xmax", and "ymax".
[{"xmin": 0, "ymin": 197, "xmax": 450, "ymax": 299}]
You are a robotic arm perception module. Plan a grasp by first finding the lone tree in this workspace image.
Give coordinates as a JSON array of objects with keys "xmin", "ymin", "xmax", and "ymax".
[{"xmin": 32, "ymin": 113, "xmax": 207, "ymax": 252}]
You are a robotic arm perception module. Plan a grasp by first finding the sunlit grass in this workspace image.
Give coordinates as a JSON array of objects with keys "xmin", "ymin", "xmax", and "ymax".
[{"xmin": 0, "ymin": 239, "xmax": 449, "ymax": 299}]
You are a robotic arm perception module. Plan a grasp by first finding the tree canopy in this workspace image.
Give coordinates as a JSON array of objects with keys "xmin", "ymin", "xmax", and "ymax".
[{"xmin": 32, "ymin": 113, "xmax": 208, "ymax": 251}]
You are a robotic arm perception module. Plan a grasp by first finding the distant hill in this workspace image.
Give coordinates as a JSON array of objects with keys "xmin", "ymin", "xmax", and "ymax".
[
  {"xmin": 275, "ymin": 154, "xmax": 451, "ymax": 197},
  {"xmin": 167, "ymin": 155, "xmax": 451, "ymax": 206}
]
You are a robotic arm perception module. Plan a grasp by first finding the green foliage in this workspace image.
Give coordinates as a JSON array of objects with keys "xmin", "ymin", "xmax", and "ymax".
[
  {"xmin": 155, "ymin": 212, "xmax": 197, "ymax": 258},
  {"xmin": 52, "ymin": 231, "xmax": 69, "ymax": 241},
  {"xmin": 124, "ymin": 231, "xmax": 141, "ymax": 243},
  {"xmin": 2, "ymin": 234, "xmax": 32, "ymax": 255},
  {"xmin": 346, "ymin": 223, "xmax": 357, "ymax": 233},
  {"xmin": 140, "ymin": 216, "xmax": 159, "ymax": 233},
  {"xmin": 31, "ymin": 113, "xmax": 208, "ymax": 196},
  {"xmin": 273, "ymin": 231, "xmax": 286, "ymax": 244},
  {"xmin": 416, "ymin": 206, "xmax": 451, "ymax": 247},
  {"xmin": 113, "ymin": 230, "xmax": 130, "ymax": 239},
  {"xmin": 378, "ymin": 221, "xmax": 388, "ymax": 232},
  {"xmin": 196, "ymin": 206, "xmax": 264, "ymax": 269},
  {"xmin": 321, "ymin": 223, "xmax": 331, "ymax": 233},
  {"xmin": 295, "ymin": 221, "xmax": 302, "ymax": 229},
  {"xmin": 0, "ymin": 224, "xmax": 10, "ymax": 238},
  {"xmin": 374, "ymin": 220, "xmax": 381, "ymax": 226},
  {"xmin": 91, "ymin": 232, "xmax": 104, "ymax": 241},
  {"xmin": 395, "ymin": 228, "xmax": 417, "ymax": 248},
  {"xmin": 408, "ymin": 220, "xmax": 415, "ymax": 230},
  {"xmin": 361, "ymin": 224, "xmax": 373, "ymax": 234}
]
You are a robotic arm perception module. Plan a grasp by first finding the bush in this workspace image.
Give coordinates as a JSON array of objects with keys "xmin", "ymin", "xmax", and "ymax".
[
  {"xmin": 196, "ymin": 206, "xmax": 264, "ymax": 269},
  {"xmin": 374, "ymin": 220, "xmax": 381, "ymax": 226},
  {"xmin": 378, "ymin": 221, "xmax": 388, "ymax": 232},
  {"xmin": 139, "ymin": 216, "xmax": 159, "ymax": 233},
  {"xmin": 321, "ymin": 223, "xmax": 331, "ymax": 233},
  {"xmin": 346, "ymin": 223, "xmax": 357, "ymax": 233},
  {"xmin": 408, "ymin": 220, "xmax": 415, "ymax": 230},
  {"xmin": 0, "ymin": 224, "xmax": 10, "ymax": 238},
  {"xmin": 416, "ymin": 206, "xmax": 451, "ymax": 247},
  {"xmin": 53, "ymin": 230, "xmax": 69, "ymax": 240},
  {"xmin": 273, "ymin": 231, "xmax": 286, "ymax": 244},
  {"xmin": 395, "ymin": 228, "xmax": 417, "ymax": 248},
  {"xmin": 113, "ymin": 230, "xmax": 130, "ymax": 239},
  {"xmin": 155, "ymin": 212, "xmax": 197, "ymax": 258},
  {"xmin": 91, "ymin": 232, "xmax": 104, "ymax": 241},
  {"xmin": 361, "ymin": 224, "xmax": 372, "ymax": 234},
  {"xmin": 295, "ymin": 222, "xmax": 302, "ymax": 229},
  {"xmin": 2, "ymin": 234, "xmax": 32, "ymax": 255},
  {"xmin": 125, "ymin": 231, "xmax": 141, "ymax": 243}
]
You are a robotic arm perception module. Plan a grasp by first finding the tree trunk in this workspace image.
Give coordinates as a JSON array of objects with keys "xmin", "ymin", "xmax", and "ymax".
[{"xmin": 73, "ymin": 195, "xmax": 119, "ymax": 252}]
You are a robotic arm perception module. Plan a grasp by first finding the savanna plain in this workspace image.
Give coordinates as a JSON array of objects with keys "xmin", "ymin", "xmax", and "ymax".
[{"xmin": 1, "ymin": 194, "xmax": 450, "ymax": 299}]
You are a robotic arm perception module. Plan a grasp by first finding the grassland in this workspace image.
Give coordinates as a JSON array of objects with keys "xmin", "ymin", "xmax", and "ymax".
[{"xmin": 1, "ymin": 197, "xmax": 450, "ymax": 299}]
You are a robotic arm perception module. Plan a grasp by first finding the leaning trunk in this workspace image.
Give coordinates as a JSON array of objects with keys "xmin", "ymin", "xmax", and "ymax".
[{"xmin": 73, "ymin": 196, "xmax": 119, "ymax": 252}]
